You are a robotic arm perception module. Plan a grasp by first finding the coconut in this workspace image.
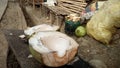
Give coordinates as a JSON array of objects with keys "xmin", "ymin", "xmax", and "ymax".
[
  {"xmin": 75, "ymin": 26, "xmax": 86, "ymax": 37},
  {"xmin": 24, "ymin": 24, "xmax": 59, "ymax": 36},
  {"xmin": 28, "ymin": 31, "xmax": 79, "ymax": 67}
]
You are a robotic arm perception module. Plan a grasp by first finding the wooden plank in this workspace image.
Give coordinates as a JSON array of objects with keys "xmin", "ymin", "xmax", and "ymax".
[
  {"xmin": 60, "ymin": 2, "xmax": 86, "ymax": 11},
  {"xmin": 42, "ymin": 4, "xmax": 69, "ymax": 15},
  {"xmin": 60, "ymin": 0, "xmax": 84, "ymax": 6},
  {"xmin": 0, "ymin": 0, "xmax": 8, "ymax": 21},
  {"xmin": 57, "ymin": 0, "xmax": 87, "ymax": 15},
  {"xmin": 59, "ymin": 5, "xmax": 81, "ymax": 14},
  {"xmin": 56, "ymin": 7, "xmax": 70, "ymax": 15},
  {"xmin": 60, "ymin": 4, "xmax": 84, "ymax": 13}
]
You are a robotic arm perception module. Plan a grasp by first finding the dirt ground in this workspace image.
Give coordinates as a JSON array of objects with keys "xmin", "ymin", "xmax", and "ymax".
[
  {"xmin": 0, "ymin": 1, "xmax": 120, "ymax": 68},
  {"xmin": 0, "ymin": 2, "xmax": 27, "ymax": 29},
  {"xmin": 77, "ymin": 30, "xmax": 120, "ymax": 68},
  {"xmin": 0, "ymin": 1, "xmax": 27, "ymax": 68}
]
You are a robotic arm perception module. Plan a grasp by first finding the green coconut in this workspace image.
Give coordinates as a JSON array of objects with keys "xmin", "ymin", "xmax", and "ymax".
[{"xmin": 75, "ymin": 26, "xmax": 86, "ymax": 37}]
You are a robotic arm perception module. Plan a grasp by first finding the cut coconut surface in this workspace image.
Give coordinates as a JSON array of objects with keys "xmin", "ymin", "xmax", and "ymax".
[
  {"xmin": 29, "ymin": 31, "xmax": 78, "ymax": 57},
  {"xmin": 41, "ymin": 35, "xmax": 69, "ymax": 57},
  {"xmin": 28, "ymin": 31, "xmax": 79, "ymax": 67}
]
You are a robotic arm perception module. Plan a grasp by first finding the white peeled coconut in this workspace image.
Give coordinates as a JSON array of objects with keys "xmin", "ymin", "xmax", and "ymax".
[
  {"xmin": 28, "ymin": 31, "xmax": 79, "ymax": 67},
  {"xmin": 24, "ymin": 24, "xmax": 59, "ymax": 36}
]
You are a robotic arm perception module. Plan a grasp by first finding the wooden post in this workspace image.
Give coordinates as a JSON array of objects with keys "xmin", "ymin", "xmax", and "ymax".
[
  {"xmin": 50, "ymin": 11, "xmax": 55, "ymax": 25},
  {"xmin": 56, "ymin": 15, "xmax": 60, "ymax": 26},
  {"xmin": 59, "ymin": 16, "xmax": 65, "ymax": 33},
  {"xmin": 33, "ymin": 0, "xmax": 35, "ymax": 9}
]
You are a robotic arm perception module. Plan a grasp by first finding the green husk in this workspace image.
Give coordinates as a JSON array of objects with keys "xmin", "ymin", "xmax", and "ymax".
[{"xmin": 29, "ymin": 46, "xmax": 42, "ymax": 63}]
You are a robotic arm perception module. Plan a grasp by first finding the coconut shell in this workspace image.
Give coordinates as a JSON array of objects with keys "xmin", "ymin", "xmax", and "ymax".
[{"xmin": 29, "ymin": 46, "xmax": 78, "ymax": 67}]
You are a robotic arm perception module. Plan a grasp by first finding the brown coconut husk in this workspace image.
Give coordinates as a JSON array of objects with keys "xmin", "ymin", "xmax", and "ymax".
[{"xmin": 29, "ymin": 46, "xmax": 78, "ymax": 67}]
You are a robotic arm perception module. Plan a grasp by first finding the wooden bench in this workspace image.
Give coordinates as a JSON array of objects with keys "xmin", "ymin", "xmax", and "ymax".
[
  {"xmin": 40, "ymin": 0, "xmax": 86, "ymax": 32},
  {"xmin": 41, "ymin": 3, "xmax": 71, "ymax": 32}
]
